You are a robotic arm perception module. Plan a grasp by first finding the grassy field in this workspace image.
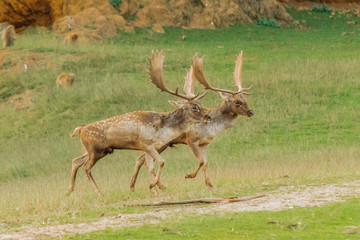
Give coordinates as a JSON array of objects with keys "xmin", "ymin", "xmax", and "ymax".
[
  {"xmin": 67, "ymin": 199, "xmax": 360, "ymax": 239},
  {"xmin": 0, "ymin": 8, "xmax": 359, "ymax": 233}
]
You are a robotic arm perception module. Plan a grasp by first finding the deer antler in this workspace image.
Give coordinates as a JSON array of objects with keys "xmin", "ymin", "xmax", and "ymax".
[
  {"xmin": 183, "ymin": 65, "xmax": 207, "ymax": 100},
  {"xmin": 183, "ymin": 66, "xmax": 195, "ymax": 98},
  {"xmin": 149, "ymin": 50, "xmax": 192, "ymax": 100},
  {"xmin": 234, "ymin": 51, "xmax": 252, "ymax": 93},
  {"xmin": 193, "ymin": 54, "xmax": 238, "ymax": 95},
  {"xmin": 193, "ymin": 53, "xmax": 251, "ymax": 95},
  {"xmin": 149, "ymin": 50, "xmax": 207, "ymax": 100}
]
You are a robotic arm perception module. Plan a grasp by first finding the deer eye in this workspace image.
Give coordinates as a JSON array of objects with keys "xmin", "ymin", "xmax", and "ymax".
[
  {"xmin": 192, "ymin": 105, "xmax": 198, "ymax": 111},
  {"xmin": 235, "ymin": 100, "xmax": 242, "ymax": 105}
]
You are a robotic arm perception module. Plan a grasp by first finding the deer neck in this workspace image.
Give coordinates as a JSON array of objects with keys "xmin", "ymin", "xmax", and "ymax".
[
  {"xmin": 212, "ymin": 100, "xmax": 238, "ymax": 127},
  {"xmin": 162, "ymin": 108, "xmax": 188, "ymax": 132}
]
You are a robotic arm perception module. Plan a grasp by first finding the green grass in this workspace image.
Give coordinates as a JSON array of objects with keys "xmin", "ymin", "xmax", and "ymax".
[
  {"xmin": 0, "ymin": 8, "xmax": 359, "ymax": 230},
  {"xmin": 256, "ymin": 18, "xmax": 280, "ymax": 28},
  {"xmin": 109, "ymin": 0, "xmax": 122, "ymax": 8},
  {"xmin": 67, "ymin": 199, "xmax": 360, "ymax": 239}
]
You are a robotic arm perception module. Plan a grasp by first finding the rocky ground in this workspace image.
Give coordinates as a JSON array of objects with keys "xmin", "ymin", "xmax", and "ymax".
[{"xmin": 1, "ymin": 0, "xmax": 359, "ymax": 43}]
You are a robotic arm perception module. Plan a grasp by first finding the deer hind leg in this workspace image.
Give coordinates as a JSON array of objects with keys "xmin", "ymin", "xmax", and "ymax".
[
  {"xmin": 67, "ymin": 153, "xmax": 88, "ymax": 195},
  {"xmin": 185, "ymin": 143, "xmax": 207, "ymax": 179},
  {"xmin": 83, "ymin": 150, "xmax": 106, "ymax": 196}
]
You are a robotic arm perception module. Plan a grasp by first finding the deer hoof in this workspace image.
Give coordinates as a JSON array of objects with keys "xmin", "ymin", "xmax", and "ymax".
[
  {"xmin": 151, "ymin": 187, "xmax": 159, "ymax": 196},
  {"xmin": 185, "ymin": 174, "xmax": 195, "ymax": 179},
  {"xmin": 149, "ymin": 182, "xmax": 156, "ymax": 189},
  {"xmin": 66, "ymin": 187, "xmax": 74, "ymax": 196},
  {"xmin": 206, "ymin": 182, "xmax": 214, "ymax": 188},
  {"xmin": 157, "ymin": 182, "xmax": 166, "ymax": 190}
]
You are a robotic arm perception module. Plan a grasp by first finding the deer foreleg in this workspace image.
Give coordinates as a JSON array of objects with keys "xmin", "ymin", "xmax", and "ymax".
[
  {"xmin": 202, "ymin": 150, "xmax": 213, "ymax": 188},
  {"xmin": 186, "ymin": 144, "xmax": 213, "ymax": 188},
  {"xmin": 185, "ymin": 143, "xmax": 206, "ymax": 179},
  {"xmin": 143, "ymin": 154, "xmax": 160, "ymax": 195},
  {"xmin": 145, "ymin": 149, "xmax": 165, "ymax": 189},
  {"xmin": 144, "ymin": 155, "xmax": 166, "ymax": 191},
  {"xmin": 130, "ymin": 144, "xmax": 171, "ymax": 192},
  {"xmin": 130, "ymin": 152, "xmax": 167, "ymax": 192}
]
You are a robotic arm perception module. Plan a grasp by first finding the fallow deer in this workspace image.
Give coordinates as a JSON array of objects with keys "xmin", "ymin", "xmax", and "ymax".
[
  {"xmin": 130, "ymin": 51, "xmax": 253, "ymax": 191},
  {"xmin": 67, "ymin": 51, "xmax": 210, "ymax": 196}
]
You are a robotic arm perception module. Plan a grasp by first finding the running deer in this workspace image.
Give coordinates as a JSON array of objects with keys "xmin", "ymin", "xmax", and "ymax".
[
  {"xmin": 67, "ymin": 51, "xmax": 210, "ymax": 196},
  {"xmin": 130, "ymin": 51, "xmax": 253, "ymax": 191}
]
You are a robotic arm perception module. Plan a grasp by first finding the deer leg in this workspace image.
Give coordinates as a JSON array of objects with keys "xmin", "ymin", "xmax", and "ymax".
[
  {"xmin": 130, "ymin": 153, "xmax": 146, "ymax": 192},
  {"xmin": 144, "ymin": 148, "xmax": 165, "ymax": 189},
  {"xmin": 186, "ymin": 144, "xmax": 213, "ymax": 187},
  {"xmin": 185, "ymin": 143, "xmax": 207, "ymax": 179},
  {"xmin": 202, "ymin": 149, "xmax": 213, "ymax": 188},
  {"xmin": 67, "ymin": 153, "xmax": 88, "ymax": 195},
  {"xmin": 203, "ymin": 160, "xmax": 213, "ymax": 188},
  {"xmin": 130, "ymin": 143, "xmax": 171, "ymax": 192},
  {"xmin": 83, "ymin": 150, "xmax": 106, "ymax": 196},
  {"xmin": 153, "ymin": 142, "xmax": 182, "ymax": 190},
  {"xmin": 144, "ymin": 155, "xmax": 167, "ymax": 191},
  {"xmin": 149, "ymin": 144, "xmax": 172, "ymax": 190},
  {"xmin": 143, "ymin": 154, "xmax": 159, "ymax": 195}
]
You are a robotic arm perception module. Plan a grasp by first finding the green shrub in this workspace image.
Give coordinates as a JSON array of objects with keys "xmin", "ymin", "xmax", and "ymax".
[
  {"xmin": 127, "ymin": 13, "xmax": 136, "ymax": 21},
  {"xmin": 109, "ymin": 0, "xmax": 122, "ymax": 8},
  {"xmin": 256, "ymin": 18, "xmax": 280, "ymax": 28},
  {"xmin": 311, "ymin": 4, "xmax": 332, "ymax": 13}
]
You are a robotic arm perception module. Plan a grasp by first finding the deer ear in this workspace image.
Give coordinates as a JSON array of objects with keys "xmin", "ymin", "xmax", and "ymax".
[
  {"xmin": 219, "ymin": 92, "xmax": 232, "ymax": 99},
  {"xmin": 168, "ymin": 100, "xmax": 185, "ymax": 108}
]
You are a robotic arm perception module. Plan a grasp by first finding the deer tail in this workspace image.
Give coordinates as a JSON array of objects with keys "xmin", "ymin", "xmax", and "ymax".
[{"xmin": 71, "ymin": 125, "xmax": 85, "ymax": 137}]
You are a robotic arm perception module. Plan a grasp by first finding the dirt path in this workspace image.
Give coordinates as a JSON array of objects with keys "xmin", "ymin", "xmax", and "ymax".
[{"xmin": 1, "ymin": 181, "xmax": 360, "ymax": 240}]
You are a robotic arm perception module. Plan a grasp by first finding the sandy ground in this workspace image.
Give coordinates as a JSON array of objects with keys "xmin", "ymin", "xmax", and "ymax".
[{"xmin": 1, "ymin": 181, "xmax": 360, "ymax": 239}]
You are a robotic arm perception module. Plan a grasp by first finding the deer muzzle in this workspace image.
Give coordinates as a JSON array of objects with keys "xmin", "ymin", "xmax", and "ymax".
[{"xmin": 247, "ymin": 110, "xmax": 254, "ymax": 117}]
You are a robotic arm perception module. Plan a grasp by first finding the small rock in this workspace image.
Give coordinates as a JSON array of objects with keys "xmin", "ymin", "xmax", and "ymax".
[
  {"xmin": 152, "ymin": 24, "xmax": 165, "ymax": 34},
  {"xmin": 345, "ymin": 226, "xmax": 360, "ymax": 234}
]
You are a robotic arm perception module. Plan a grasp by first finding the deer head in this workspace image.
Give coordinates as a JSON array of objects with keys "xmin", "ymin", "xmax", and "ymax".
[
  {"xmin": 192, "ymin": 51, "xmax": 254, "ymax": 118},
  {"xmin": 149, "ymin": 50, "xmax": 211, "ymax": 123}
]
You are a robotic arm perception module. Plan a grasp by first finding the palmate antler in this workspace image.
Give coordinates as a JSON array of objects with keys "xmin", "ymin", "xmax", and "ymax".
[
  {"xmin": 192, "ymin": 52, "xmax": 251, "ymax": 95},
  {"xmin": 149, "ymin": 50, "xmax": 206, "ymax": 100},
  {"xmin": 183, "ymin": 66, "xmax": 195, "ymax": 98},
  {"xmin": 234, "ymin": 51, "xmax": 252, "ymax": 93}
]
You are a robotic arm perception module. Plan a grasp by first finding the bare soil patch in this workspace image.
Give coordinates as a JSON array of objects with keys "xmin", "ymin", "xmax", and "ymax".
[{"xmin": 1, "ymin": 181, "xmax": 359, "ymax": 240}]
